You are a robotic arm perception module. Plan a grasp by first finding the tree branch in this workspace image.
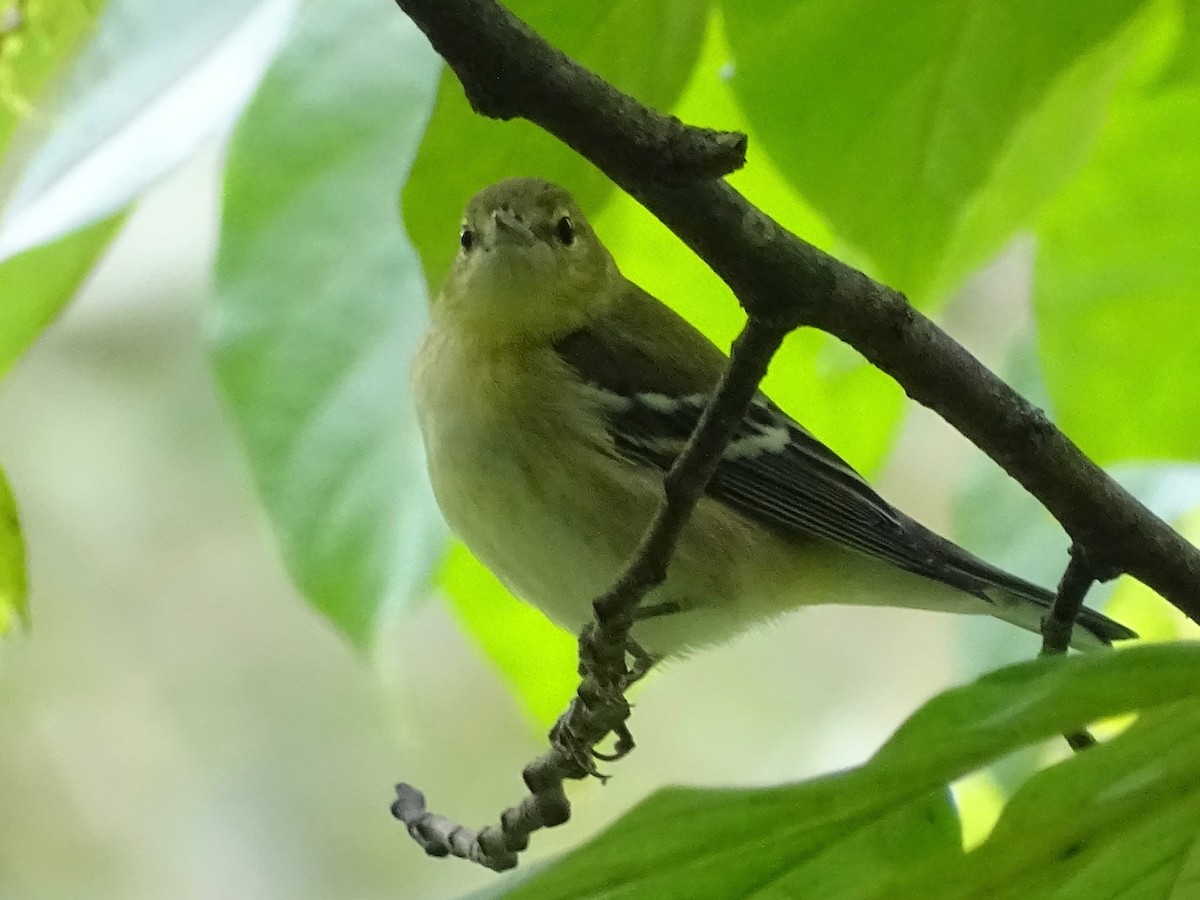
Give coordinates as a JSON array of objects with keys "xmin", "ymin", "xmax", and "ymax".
[
  {"xmin": 393, "ymin": 0, "xmax": 1200, "ymax": 624},
  {"xmin": 397, "ymin": 0, "xmax": 745, "ymax": 183}
]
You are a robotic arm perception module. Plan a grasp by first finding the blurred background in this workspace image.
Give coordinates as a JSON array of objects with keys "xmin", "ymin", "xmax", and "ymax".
[{"xmin": 2, "ymin": 1, "xmax": 1198, "ymax": 898}]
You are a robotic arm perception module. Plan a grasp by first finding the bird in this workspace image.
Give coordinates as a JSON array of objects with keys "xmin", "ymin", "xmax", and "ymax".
[{"xmin": 411, "ymin": 177, "xmax": 1135, "ymax": 660}]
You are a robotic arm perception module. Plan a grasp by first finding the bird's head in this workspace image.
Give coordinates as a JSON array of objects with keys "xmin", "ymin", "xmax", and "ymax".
[{"xmin": 437, "ymin": 178, "xmax": 618, "ymax": 342}]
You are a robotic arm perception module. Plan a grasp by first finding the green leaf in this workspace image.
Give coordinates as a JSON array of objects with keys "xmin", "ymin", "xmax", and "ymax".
[
  {"xmin": 722, "ymin": 0, "xmax": 1147, "ymax": 303},
  {"xmin": 0, "ymin": 2, "xmax": 120, "ymax": 382},
  {"xmin": 876, "ymin": 703, "xmax": 1200, "ymax": 898},
  {"xmin": 0, "ymin": 0, "xmax": 106, "ymax": 158},
  {"xmin": 495, "ymin": 644, "xmax": 1200, "ymax": 899},
  {"xmin": 1036, "ymin": 86, "xmax": 1200, "ymax": 464},
  {"xmin": 0, "ymin": 0, "xmax": 295, "ymax": 261},
  {"xmin": 0, "ymin": 465, "xmax": 26, "ymax": 634},
  {"xmin": 500, "ymin": 789, "xmax": 960, "ymax": 900},
  {"xmin": 211, "ymin": 0, "xmax": 444, "ymax": 646},
  {"xmin": 1159, "ymin": 0, "xmax": 1200, "ymax": 88},
  {"xmin": 440, "ymin": 544, "xmax": 577, "ymax": 728},
  {"xmin": 402, "ymin": 0, "xmax": 711, "ymax": 289},
  {"xmin": 0, "ymin": 213, "xmax": 122, "ymax": 379}
]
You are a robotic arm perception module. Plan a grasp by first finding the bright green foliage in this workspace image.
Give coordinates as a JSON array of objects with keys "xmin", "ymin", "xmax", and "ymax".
[
  {"xmin": 722, "ymin": 0, "xmax": 1147, "ymax": 303},
  {"xmin": 0, "ymin": 466, "xmax": 26, "ymax": 634},
  {"xmin": 1160, "ymin": 0, "xmax": 1200, "ymax": 87},
  {"xmin": 492, "ymin": 645, "xmax": 1200, "ymax": 899},
  {"xmin": 501, "ymin": 790, "xmax": 960, "ymax": 900},
  {"xmin": 881, "ymin": 704, "xmax": 1200, "ymax": 898},
  {"xmin": 439, "ymin": 543, "xmax": 577, "ymax": 727},
  {"xmin": 0, "ymin": 0, "xmax": 106, "ymax": 152},
  {"xmin": 401, "ymin": 0, "xmax": 711, "ymax": 290},
  {"xmin": 1036, "ymin": 86, "xmax": 1200, "ymax": 463},
  {"xmin": 0, "ymin": 214, "xmax": 122, "ymax": 378},
  {"xmin": 211, "ymin": 0, "xmax": 445, "ymax": 646},
  {"xmin": 0, "ymin": 0, "xmax": 112, "ymax": 640}
]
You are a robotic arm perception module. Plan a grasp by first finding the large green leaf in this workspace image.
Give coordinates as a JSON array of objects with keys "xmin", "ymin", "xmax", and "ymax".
[
  {"xmin": 211, "ymin": 0, "xmax": 444, "ymax": 646},
  {"xmin": 0, "ymin": 465, "xmax": 26, "ymax": 635},
  {"xmin": 877, "ymin": 704, "xmax": 1200, "ymax": 898},
  {"xmin": 722, "ymin": 0, "xmax": 1148, "ymax": 303},
  {"xmin": 1036, "ymin": 86, "xmax": 1200, "ymax": 463},
  {"xmin": 489, "ymin": 644, "xmax": 1200, "ymax": 899},
  {"xmin": 402, "ymin": 0, "xmax": 711, "ymax": 290},
  {"xmin": 1159, "ymin": 0, "xmax": 1200, "ymax": 88},
  {"xmin": 501, "ymin": 790, "xmax": 960, "ymax": 900}
]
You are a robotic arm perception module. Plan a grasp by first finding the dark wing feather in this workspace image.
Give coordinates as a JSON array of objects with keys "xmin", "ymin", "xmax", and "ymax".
[
  {"xmin": 553, "ymin": 292, "xmax": 952, "ymax": 585},
  {"xmin": 599, "ymin": 386, "xmax": 944, "ymax": 580}
]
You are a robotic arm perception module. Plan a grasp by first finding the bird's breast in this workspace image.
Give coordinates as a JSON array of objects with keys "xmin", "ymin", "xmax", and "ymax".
[{"xmin": 411, "ymin": 329, "xmax": 653, "ymax": 633}]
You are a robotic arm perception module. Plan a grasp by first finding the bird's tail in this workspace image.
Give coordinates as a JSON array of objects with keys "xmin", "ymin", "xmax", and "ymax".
[
  {"xmin": 901, "ymin": 515, "xmax": 1137, "ymax": 651},
  {"xmin": 983, "ymin": 580, "xmax": 1136, "ymax": 651}
]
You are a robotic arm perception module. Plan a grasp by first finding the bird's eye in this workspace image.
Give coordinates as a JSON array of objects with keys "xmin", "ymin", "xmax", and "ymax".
[
  {"xmin": 555, "ymin": 215, "xmax": 575, "ymax": 246},
  {"xmin": 460, "ymin": 228, "xmax": 475, "ymax": 252}
]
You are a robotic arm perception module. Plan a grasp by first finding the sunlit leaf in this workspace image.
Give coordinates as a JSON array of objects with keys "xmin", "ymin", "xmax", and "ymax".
[
  {"xmin": 0, "ymin": 0, "xmax": 106, "ymax": 163},
  {"xmin": 878, "ymin": 703, "xmax": 1200, "ymax": 898},
  {"xmin": 212, "ymin": 0, "xmax": 444, "ymax": 646},
  {"xmin": 440, "ymin": 544, "xmax": 576, "ymax": 728},
  {"xmin": 1159, "ymin": 0, "xmax": 1200, "ymax": 88},
  {"xmin": 0, "ymin": 213, "xmax": 121, "ymax": 379},
  {"xmin": 0, "ymin": 465, "xmax": 26, "ymax": 634},
  {"xmin": 723, "ymin": 0, "xmax": 1147, "ymax": 303},
  {"xmin": 1036, "ymin": 86, "xmax": 1200, "ymax": 463}
]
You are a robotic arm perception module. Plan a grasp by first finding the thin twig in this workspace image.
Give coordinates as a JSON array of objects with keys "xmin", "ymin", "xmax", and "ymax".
[
  {"xmin": 392, "ymin": 319, "xmax": 788, "ymax": 870},
  {"xmin": 1041, "ymin": 548, "xmax": 1108, "ymax": 752},
  {"xmin": 1041, "ymin": 549, "xmax": 1098, "ymax": 657},
  {"xmin": 392, "ymin": 0, "xmax": 1200, "ymax": 624}
]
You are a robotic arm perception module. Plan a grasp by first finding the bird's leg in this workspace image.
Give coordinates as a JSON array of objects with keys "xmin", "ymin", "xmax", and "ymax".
[
  {"xmin": 624, "ymin": 638, "xmax": 660, "ymax": 687},
  {"xmin": 593, "ymin": 641, "xmax": 660, "ymax": 762}
]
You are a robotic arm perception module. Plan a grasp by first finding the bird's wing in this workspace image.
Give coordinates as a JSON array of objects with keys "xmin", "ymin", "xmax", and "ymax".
[{"xmin": 554, "ymin": 283, "xmax": 950, "ymax": 584}]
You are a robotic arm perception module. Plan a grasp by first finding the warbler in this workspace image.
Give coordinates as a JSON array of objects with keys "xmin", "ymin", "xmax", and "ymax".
[{"xmin": 411, "ymin": 177, "xmax": 1134, "ymax": 658}]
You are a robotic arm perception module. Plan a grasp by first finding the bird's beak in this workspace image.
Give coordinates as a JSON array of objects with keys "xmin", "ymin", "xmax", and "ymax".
[{"xmin": 492, "ymin": 209, "xmax": 537, "ymax": 247}]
